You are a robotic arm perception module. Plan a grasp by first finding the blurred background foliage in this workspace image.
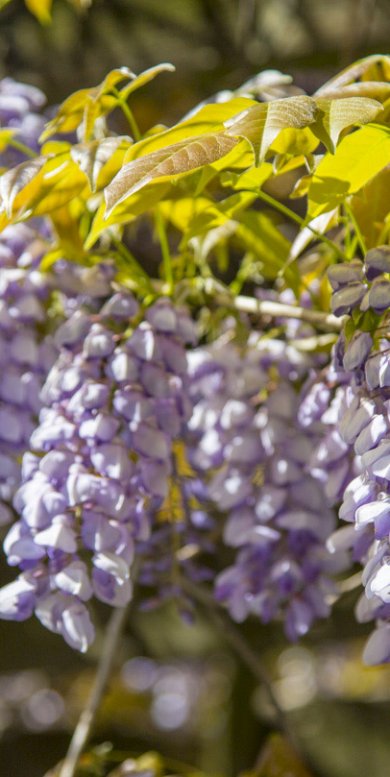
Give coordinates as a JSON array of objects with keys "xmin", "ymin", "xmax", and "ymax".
[
  {"xmin": 1, "ymin": 1, "xmax": 390, "ymax": 776},
  {"xmin": 1, "ymin": 0, "xmax": 390, "ymax": 118}
]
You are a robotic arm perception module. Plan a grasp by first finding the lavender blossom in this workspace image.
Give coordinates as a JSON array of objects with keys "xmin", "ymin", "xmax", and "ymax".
[
  {"xmin": 187, "ymin": 336, "xmax": 342, "ymax": 641},
  {"xmin": 0, "ymin": 295, "xmax": 197, "ymax": 651},
  {"xmin": 0, "ymin": 223, "xmax": 57, "ymax": 525},
  {"xmin": 0, "ymin": 78, "xmax": 46, "ymax": 167},
  {"xmin": 322, "ymin": 248, "xmax": 390, "ymax": 663}
]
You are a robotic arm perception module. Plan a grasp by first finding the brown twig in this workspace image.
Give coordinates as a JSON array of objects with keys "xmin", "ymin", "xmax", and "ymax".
[{"xmin": 59, "ymin": 605, "xmax": 129, "ymax": 777}]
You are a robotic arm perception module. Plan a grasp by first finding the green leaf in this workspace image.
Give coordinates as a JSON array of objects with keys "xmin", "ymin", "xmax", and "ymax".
[
  {"xmin": 104, "ymin": 133, "xmax": 239, "ymax": 215},
  {"xmin": 311, "ymin": 97, "xmax": 382, "ymax": 152},
  {"xmin": 224, "ymin": 96, "xmax": 318, "ymax": 163},
  {"xmin": 307, "ymin": 124, "xmax": 390, "ymax": 217},
  {"xmin": 70, "ymin": 136, "xmax": 132, "ymax": 191}
]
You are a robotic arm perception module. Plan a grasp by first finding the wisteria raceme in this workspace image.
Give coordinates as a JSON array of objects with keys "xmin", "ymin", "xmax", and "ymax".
[
  {"xmin": 0, "ymin": 222, "xmax": 57, "ymax": 526},
  {"xmin": 0, "ymin": 78, "xmax": 46, "ymax": 167},
  {"xmin": 301, "ymin": 373, "xmax": 359, "ymax": 507},
  {"xmin": 323, "ymin": 247, "xmax": 390, "ymax": 664},
  {"xmin": 186, "ymin": 335, "xmax": 342, "ymax": 640},
  {"xmin": 0, "ymin": 216, "xmax": 116, "ymax": 528},
  {"xmin": 0, "ymin": 295, "xmax": 197, "ymax": 651}
]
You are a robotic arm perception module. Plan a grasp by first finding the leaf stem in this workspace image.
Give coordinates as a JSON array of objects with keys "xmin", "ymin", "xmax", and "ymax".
[
  {"xmin": 8, "ymin": 138, "xmax": 38, "ymax": 159},
  {"xmin": 255, "ymin": 188, "xmax": 345, "ymax": 259},
  {"xmin": 59, "ymin": 605, "xmax": 129, "ymax": 777},
  {"xmin": 111, "ymin": 87, "xmax": 141, "ymax": 141},
  {"xmin": 155, "ymin": 210, "xmax": 174, "ymax": 293},
  {"xmin": 112, "ymin": 238, "xmax": 153, "ymax": 291},
  {"xmin": 344, "ymin": 202, "xmax": 367, "ymax": 256}
]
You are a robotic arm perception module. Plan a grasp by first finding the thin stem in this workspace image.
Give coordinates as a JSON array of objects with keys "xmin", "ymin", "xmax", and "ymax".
[
  {"xmin": 8, "ymin": 138, "xmax": 38, "ymax": 159},
  {"xmin": 59, "ymin": 605, "xmax": 129, "ymax": 777},
  {"xmin": 182, "ymin": 579, "xmax": 299, "ymax": 752},
  {"xmin": 111, "ymin": 87, "xmax": 141, "ymax": 141},
  {"xmin": 255, "ymin": 188, "xmax": 345, "ymax": 260},
  {"xmin": 112, "ymin": 238, "xmax": 153, "ymax": 291},
  {"xmin": 344, "ymin": 202, "xmax": 367, "ymax": 256},
  {"xmin": 155, "ymin": 210, "xmax": 173, "ymax": 293},
  {"xmin": 227, "ymin": 291, "xmax": 344, "ymax": 332}
]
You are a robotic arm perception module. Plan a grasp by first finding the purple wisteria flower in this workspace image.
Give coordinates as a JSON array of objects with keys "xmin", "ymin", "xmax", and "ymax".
[
  {"xmin": 0, "ymin": 295, "xmax": 197, "ymax": 651},
  {"xmin": 186, "ymin": 336, "xmax": 342, "ymax": 641},
  {"xmin": 0, "ymin": 223, "xmax": 57, "ymax": 526},
  {"xmin": 0, "ymin": 78, "xmax": 46, "ymax": 167},
  {"xmin": 323, "ymin": 247, "xmax": 390, "ymax": 663}
]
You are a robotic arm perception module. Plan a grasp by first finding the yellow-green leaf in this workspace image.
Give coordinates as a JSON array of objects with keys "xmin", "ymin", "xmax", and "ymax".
[
  {"xmin": 0, "ymin": 157, "xmax": 46, "ymax": 216},
  {"xmin": 0, "ymin": 128, "xmax": 17, "ymax": 152},
  {"xmin": 235, "ymin": 210, "xmax": 297, "ymax": 286},
  {"xmin": 315, "ymin": 54, "xmax": 390, "ymax": 96},
  {"xmin": 290, "ymin": 209, "xmax": 338, "ymax": 260},
  {"xmin": 313, "ymin": 81, "xmax": 390, "ymax": 102},
  {"xmin": 85, "ymin": 181, "xmax": 171, "ymax": 248},
  {"xmin": 311, "ymin": 97, "xmax": 382, "ymax": 152},
  {"xmin": 269, "ymin": 126, "xmax": 320, "ymax": 156},
  {"xmin": 70, "ymin": 136, "xmax": 132, "ymax": 192},
  {"xmin": 40, "ymin": 67, "xmax": 135, "ymax": 141},
  {"xmin": 121, "ymin": 98, "xmax": 257, "ymax": 162},
  {"xmin": 159, "ymin": 195, "xmax": 213, "ymax": 233},
  {"xmin": 0, "ymin": 152, "xmax": 87, "ymax": 222},
  {"xmin": 253, "ymin": 733, "xmax": 314, "ymax": 777},
  {"xmin": 224, "ymin": 96, "xmax": 318, "ymax": 163},
  {"xmin": 351, "ymin": 166, "xmax": 390, "ymax": 248},
  {"xmin": 220, "ymin": 163, "xmax": 273, "ymax": 191},
  {"xmin": 105, "ymin": 133, "xmax": 239, "ymax": 215},
  {"xmin": 183, "ymin": 191, "xmax": 257, "ymax": 242},
  {"xmin": 119, "ymin": 63, "xmax": 175, "ymax": 101},
  {"xmin": 307, "ymin": 124, "xmax": 390, "ymax": 217},
  {"xmin": 25, "ymin": 0, "xmax": 52, "ymax": 23}
]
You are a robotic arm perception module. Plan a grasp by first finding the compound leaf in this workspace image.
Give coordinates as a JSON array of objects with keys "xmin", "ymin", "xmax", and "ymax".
[
  {"xmin": 119, "ymin": 63, "xmax": 175, "ymax": 100},
  {"xmin": 105, "ymin": 133, "xmax": 239, "ymax": 215},
  {"xmin": 70, "ymin": 136, "xmax": 132, "ymax": 191},
  {"xmin": 40, "ymin": 67, "xmax": 135, "ymax": 140},
  {"xmin": 224, "ymin": 95, "xmax": 318, "ymax": 163},
  {"xmin": 0, "ymin": 157, "xmax": 46, "ymax": 216},
  {"xmin": 315, "ymin": 54, "xmax": 390, "ymax": 96},
  {"xmin": 312, "ymin": 96, "xmax": 382, "ymax": 152},
  {"xmin": 308, "ymin": 124, "xmax": 390, "ymax": 217}
]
